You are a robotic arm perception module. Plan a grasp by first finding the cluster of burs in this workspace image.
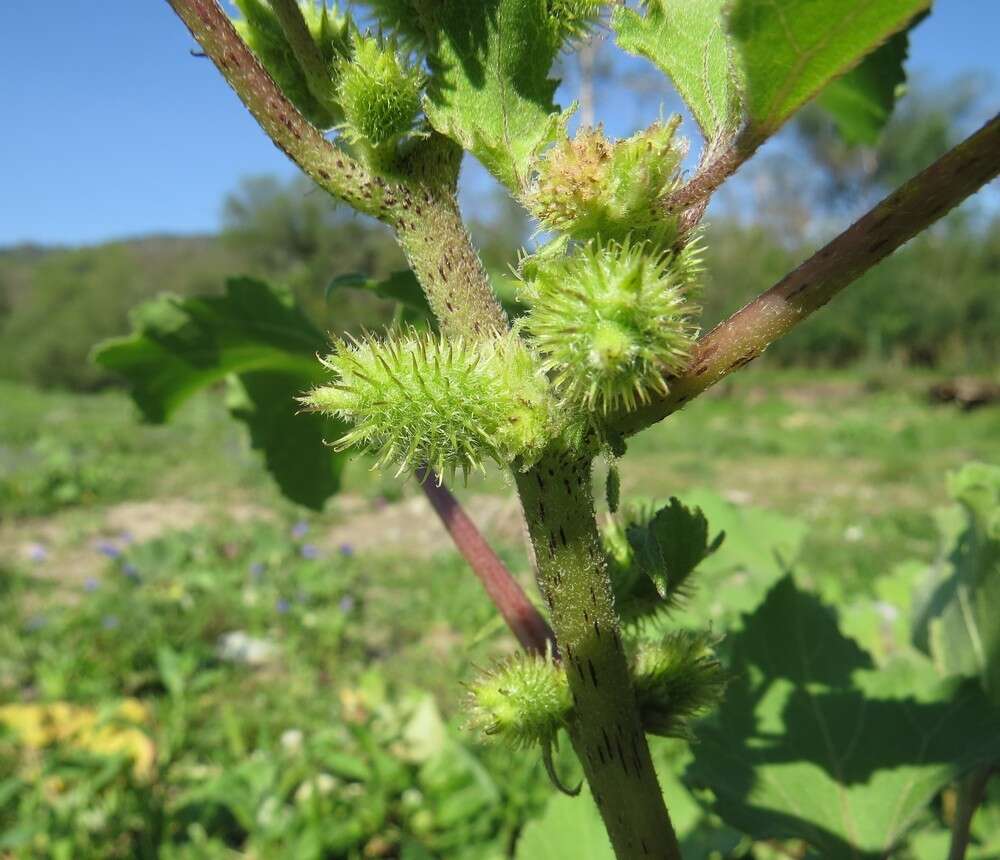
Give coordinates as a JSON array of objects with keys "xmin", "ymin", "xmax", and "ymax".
[{"xmin": 236, "ymin": 1, "xmax": 722, "ymax": 752}]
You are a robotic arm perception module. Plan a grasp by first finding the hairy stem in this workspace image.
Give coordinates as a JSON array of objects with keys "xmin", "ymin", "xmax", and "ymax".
[
  {"xmin": 267, "ymin": 0, "xmax": 338, "ymax": 113},
  {"xmin": 614, "ymin": 112, "xmax": 1000, "ymax": 437},
  {"xmin": 165, "ymin": 0, "xmax": 397, "ymax": 217},
  {"xmin": 948, "ymin": 766, "xmax": 994, "ymax": 860},
  {"xmin": 516, "ymin": 453, "xmax": 680, "ymax": 860},
  {"xmin": 395, "ymin": 192, "xmax": 509, "ymax": 338},
  {"xmin": 165, "ymin": 0, "xmax": 507, "ymax": 337},
  {"xmin": 416, "ymin": 466, "xmax": 556, "ymax": 656}
]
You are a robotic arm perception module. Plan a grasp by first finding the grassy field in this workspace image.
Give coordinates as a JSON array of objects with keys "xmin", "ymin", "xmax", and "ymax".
[{"xmin": 1, "ymin": 369, "xmax": 997, "ymax": 858}]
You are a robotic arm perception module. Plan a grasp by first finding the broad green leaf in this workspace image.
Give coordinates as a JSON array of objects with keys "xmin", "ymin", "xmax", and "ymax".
[
  {"xmin": 422, "ymin": 0, "xmax": 570, "ymax": 192},
  {"xmin": 327, "ymin": 269, "xmax": 432, "ymax": 318},
  {"xmin": 914, "ymin": 462, "xmax": 1000, "ymax": 704},
  {"xmin": 815, "ymin": 23, "xmax": 912, "ymax": 144},
  {"xmin": 673, "ymin": 489, "xmax": 807, "ymax": 628},
  {"xmin": 93, "ymin": 278, "xmax": 345, "ymax": 509},
  {"xmin": 516, "ymin": 757, "xmax": 742, "ymax": 859},
  {"xmin": 515, "ymin": 786, "xmax": 613, "ymax": 860},
  {"xmin": 728, "ymin": 0, "xmax": 931, "ymax": 140},
  {"xmin": 613, "ymin": 0, "xmax": 742, "ymax": 143},
  {"xmin": 838, "ymin": 560, "xmax": 926, "ymax": 665},
  {"xmin": 688, "ymin": 576, "xmax": 1000, "ymax": 857}
]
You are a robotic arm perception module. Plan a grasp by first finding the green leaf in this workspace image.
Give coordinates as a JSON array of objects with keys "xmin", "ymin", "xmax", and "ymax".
[
  {"xmin": 613, "ymin": 0, "xmax": 742, "ymax": 144},
  {"xmin": 914, "ymin": 462, "xmax": 1000, "ymax": 704},
  {"xmin": 729, "ymin": 0, "xmax": 931, "ymax": 140},
  {"xmin": 422, "ymin": 0, "xmax": 570, "ymax": 192},
  {"xmin": 687, "ymin": 576, "xmax": 1000, "ymax": 856},
  {"xmin": 627, "ymin": 497, "xmax": 724, "ymax": 600},
  {"xmin": 93, "ymin": 278, "xmax": 345, "ymax": 509},
  {"xmin": 515, "ymin": 785, "xmax": 613, "ymax": 860},
  {"xmin": 327, "ymin": 269, "xmax": 432, "ymax": 319},
  {"xmin": 673, "ymin": 489, "xmax": 807, "ymax": 628},
  {"xmin": 816, "ymin": 17, "xmax": 919, "ymax": 145}
]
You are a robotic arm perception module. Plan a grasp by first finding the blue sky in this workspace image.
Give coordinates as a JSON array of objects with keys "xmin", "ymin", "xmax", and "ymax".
[{"xmin": 1, "ymin": 1, "xmax": 998, "ymax": 247}]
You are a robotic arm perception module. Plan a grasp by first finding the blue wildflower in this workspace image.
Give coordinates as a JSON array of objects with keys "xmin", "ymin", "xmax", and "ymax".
[
  {"xmin": 95, "ymin": 541, "xmax": 120, "ymax": 559},
  {"xmin": 300, "ymin": 544, "xmax": 320, "ymax": 560},
  {"xmin": 338, "ymin": 543, "xmax": 355, "ymax": 558},
  {"xmin": 276, "ymin": 597, "xmax": 291, "ymax": 614},
  {"xmin": 291, "ymin": 521, "xmax": 309, "ymax": 539},
  {"xmin": 84, "ymin": 577, "xmax": 100, "ymax": 592}
]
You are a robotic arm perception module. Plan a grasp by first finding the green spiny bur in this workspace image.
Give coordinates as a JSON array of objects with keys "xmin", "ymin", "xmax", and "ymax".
[
  {"xmin": 467, "ymin": 653, "xmax": 572, "ymax": 749},
  {"xmin": 631, "ymin": 629, "xmax": 728, "ymax": 739},
  {"xmin": 520, "ymin": 239, "xmax": 702, "ymax": 414},
  {"xmin": 302, "ymin": 330, "xmax": 553, "ymax": 479},
  {"xmin": 526, "ymin": 119, "xmax": 688, "ymax": 248},
  {"xmin": 337, "ymin": 32, "xmax": 424, "ymax": 149}
]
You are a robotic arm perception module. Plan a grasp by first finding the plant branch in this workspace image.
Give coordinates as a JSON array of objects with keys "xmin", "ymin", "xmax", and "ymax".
[
  {"xmin": 614, "ymin": 112, "xmax": 1000, "ymax": 437},
  {"xmin": 516, "ymin": 453, "xmax": 681, "ymax": 860},
  {"xmin": 166, "ymin": 0, "xmax": 390, "ymax": 220},
  {"xmin": 165, "ymin": 0, "xmax": 508, "ymax": 339},
  {"xmin": 267, "ymin": 0, "xmax": 337, "ymax": 113},
  {"xmin": 416, "ymin": 466, "xmax": 556, "ymax": 656},
  {"xmin": 948, "ymin": 766, "xmax": 995, "ymax": 860}
]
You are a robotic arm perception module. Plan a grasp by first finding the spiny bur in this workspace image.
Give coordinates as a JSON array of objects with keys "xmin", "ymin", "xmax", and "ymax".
[
  {"xmin": 527, "ymin": 118, "xmax": 688, "ymax": 248},
  {"xmin": 519, "ymin": 239, "xmax": 702, "ymax": 414},
  {"xmin": 337, "ymin": 32, "xmax": 424, "ymax": 151},
  {"xmin": 630, "ymin": 630, "xmax": 728, "ymax": 740},
  {"xmin": 467, "ymin": 653, "xmax": 571, "ymax": 749},
  {"xmin": 302, "ymin": 330, "xmax": 553, "ymax": 480}
]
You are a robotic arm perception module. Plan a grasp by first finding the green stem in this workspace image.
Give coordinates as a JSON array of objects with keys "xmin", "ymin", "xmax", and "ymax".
[
  {"xmin": 393, "ymin": 135, "xmax": 509, "ymax": 339},
  {"xmin": 612, "ymin": 113, "xmax": 1000, "ymax": 438},
  {"xmin": 267, "ymin": 0, "xmax": 339, "ymax": 115},
  {"xmin": 515, "ymin": 452, "xmax": 681, "ymax": 860},
  {"xmin": 948, "ymin": 766, "xmax": 994, "ymax": 860}
]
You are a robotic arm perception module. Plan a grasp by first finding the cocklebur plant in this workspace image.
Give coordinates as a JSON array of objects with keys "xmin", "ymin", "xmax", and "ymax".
[{"xmin": 158, "ymin": 0, "xmax": 1000, "ymax": 856}]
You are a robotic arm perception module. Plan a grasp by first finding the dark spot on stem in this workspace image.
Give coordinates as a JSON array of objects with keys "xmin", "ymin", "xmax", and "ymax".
[{"xmin": 588, "ymin": 659, "xmax": 598, "ymax": 687}]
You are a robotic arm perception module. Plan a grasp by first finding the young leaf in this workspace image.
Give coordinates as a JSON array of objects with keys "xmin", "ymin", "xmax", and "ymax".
[
  {"xmin": 627, "ymin": 497, "xmax": 724, "ymax": 600},
  {"xmin": 421, "ymin": 0, "xmax": 571, "ymax": 192},
  {"xmin": 687, "ymin": 576, "xmax": 1000, "ymax": 856},
  {"xmin": 612, "ymin": 0, "xmax": 742, "ymax": 145},
  {"xmin": 913, "ymin": 462, "xmax": 1000, "ymax": 705},
  {"xmin": 92, "ymin": 278, "xmax": 345, "ymax": 509},
  {"xmin": 327, "ymin": 269, "xmax": 433, "ymax": 319},
  {"xmin": 728, "ymin": 0, "xmax": 931, "ymax": 142}
]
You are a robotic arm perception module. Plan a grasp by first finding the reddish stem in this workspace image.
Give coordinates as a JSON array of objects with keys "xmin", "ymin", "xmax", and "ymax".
[
  {"xmin": 416, "ymin": 467, "xmax": 557, "ymax": 656},
  {"xmin": 615, "ymin": 112, "xmax": 1000, "ymax": 436}
]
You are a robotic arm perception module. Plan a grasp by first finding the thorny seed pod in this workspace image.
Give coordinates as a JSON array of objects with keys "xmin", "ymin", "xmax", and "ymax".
[
  {"xmin": 337, "ymin": 32, "xmax": 424, "ymax": 148},
  {"xmin": 301, "ymin": 330, "xmax": 553, "ymax": 480},
  {"xmin": 467, "ymin": 653, "xmax": 572, "ymax": 749},
  {"xmin": 631, "ymin": 630, "xmax": 728, "ymax": 740},
  {"xmin": 526, "ymin": 118, "xmax": 688, "ymax": 249},
  {"xmin": 519, "ymin": 239, "xmax": 702, "ymax": 414}
]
